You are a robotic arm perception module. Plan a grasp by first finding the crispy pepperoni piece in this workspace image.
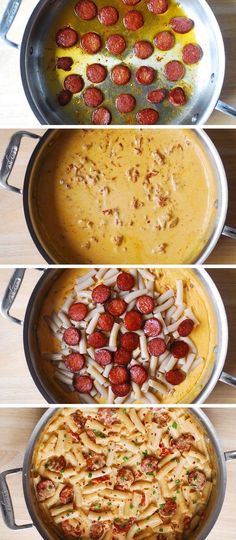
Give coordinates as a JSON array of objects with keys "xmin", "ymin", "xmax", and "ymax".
[
  {"xmin": 117, "ymin": 272, "xmax": 135, "ymax": 291},
  {"xmin": 61, "ymin": 520, "xmax": 81, "ymax": 537},
  {"xmin": 68, "ymin": 302, "xmax": 88, "ymax": 321},
  {"xmin": 106, "ymin": 34, "xmax": 126, "ymax": 55},
  {"xmin": 134, "ymin": 40, "xmax": 153, "ymax": 59},
  {"xmin": 170, "ymin": 340, "xmax": 189, "ymax": 359},
  {"xmin": 122, "ymin": 0, "xmax": 141, "ymax": 4},
  {"xmin": 147, "ymin": 88, "xmax": 166, "ymax": 103},
  {"xmin": 130, "ymin": 365, "xmax": 148, "ymax": 386},
  {"xmin": 153, "ymin": 409, "xmax": 170, "ymax": 427},
  {"xmin": 86, "ymin": 453, "xmax": 106, "ymax": 470},
  {"xmin": 120, "ymin": 332, "xmax": 139, "ymax": 351},
  {"xmin": 113, "ymin": 519, "xmax": 135, "ymax": 533},
  {"xmin": 91, "ymin": 474, "xmax": 110, "ymax": 484},
  {"xmin": 178, "ymin": 318, "xmax": 194, "ymax": 337},
  {"xmin": 116, "ymin": 94, "xmax": 136, "ymax": 113},
  {"xmin": 144, "ymin": 317, "xmax": 162, "ymax": 337},
  {"xmin": 60, "ymin": 485, "xmax": 74, "ymax": 504},
  {"xmin": 75, "ymin": 0, "xmax": 97, "ymax": 20},
  {"xmin": 188, "ymin": 470, "xmax": 206, "ymax": 491},
  {"xmin": 183, "ymin": 516, "xmax": 192, "ymax": 530},
  {"xmin": 111, "ymin": 382, "xmax": 131, "ymax": 396},
  {"xmin": 56, "ymin": 27, "xmax": 78, "ymax": 48},
  {"xmin": 182, "ymin": 43, "xmax": 203, "ymax": 64},
  {"xmin": 154, "ymin": 31, "xmax": 175, "ymax": 51},
  {"xmin": 57, "ymin": 57, "xmax": 73, "ymax": 71},
  {"xmin": 98, "ymin": 6, "xmax": 119, "ymax": 26},
  {"xmin": 164, "ymin": 60, "xmax": 185, "ymax": 81},
  {"xmin": 63, "ymin": 327, "xmax": 81, "ymax": 346},
  {"xmin": 116, "ymin": 467, "xmax": 135, "ymax": 490},
  {"xmin": 136, "ymin": 108, "xmax": 159, "ymax": 124},
  {"xmin": 148, "ymin": 337, "xmax": 166, "ymax": 356},
  {"xmin": 98, "ymin": 312, "xmax": 114, "ymax": 332},
  {"xmin": 70, "ymin": 411, "xmax": 86, "ymax": 428},
  {"xmin": 65, "ymin": 352, "xmax": 85, "ymax": 372},
  {"xmin": 92, "ymin": 107, "xmax": 111, "ymax": 124},
  {"xmin": 88, "ymin": 331, "xmax": 108, "ymax": 348},
  {"xmin": 111, "ymin": 64, "xmax": 131, "ymax": 85},
  {"xmin": 97, "ymin": 408, "xmax": 119, "ymax": 425},
  {"xmin": 92, "ymin": 284, "xmax": 111, "ymax": 304},
  {"xmin": 159, "ymin": 498, "xmax": 177, "ymax": 518},
  {"xmin": 114, "ymin": 348, "xmax": 132, "ymax": 365},
  {"xmin": 90, "ymin": 522, "xmax": 105, "ymax": 539},
  {"xmin": 74, "ymin": 374, "xmax": 94, "ymax": 393},
  {"xmin": 141, "ymin": 455, "xmax": 159, "ymax": 473},
  {"xmin": 136, "ymin": 295, "xmax": 155, "ymax": 314},
  {"xmin": 87, "ymin": 63, "xmax": 107, "ymax": 83},
  {"xmin": 168, "ymin": 87, "xmax": 186, "ymax": 106},
  {"xmin": 125, "ymin": 310, "xmax": 143, "ymax": 331},
  {"xmin": 58, "ymin": 89, "xmax": 72, "ymax": 106},
  {"xmin": 159, "ymin": 443, "xmax": 171, "ymax": 458},
  {"xmin": 109, "ymin": 366, "xmax": 129, "ymax": 384},
  {"xmin": 175, "ymin": 433, "xmax": 195, "ymax": 451},
  {"xmin": 123, "ymin": 10, "xmax": 144, "ymax": 31},
  {"xmin": 136, "ymin": 66, "xmax": 155, "ymax": 85},
  {"xmin": 84, "ymin": 87, "xmax": 104, "ymax": 107},
  {"xmin": 170, "ymin": 17, "xmax": 194, "ymax": 34},
  {"xmin": 107, "ymin": 298, "xmax": 127, "ymax": 316},
  {"xmin": 46, "ymin": 455, "xmax": 66, "ymax": 472},
  {"xmin": 81, "ymin": 32, "xmax": 102, "ymax": 54},
  {"xmin": 95, "ymin": 349, "xmax": 113, "ymax": 366},
  {"xmin": 165, "ymin": 369, "xmax": 186, "ymax": 385},
  {"xmin": 64, "ymin": 74, "xmax": 84, "ymax": 93},
  {"xmin": 147, "ymin": 0, "xmax": 168, "ymax": 14},
  {"xmin": 37, "ymin": 479, "xmax": 56, "ymax": 501}
]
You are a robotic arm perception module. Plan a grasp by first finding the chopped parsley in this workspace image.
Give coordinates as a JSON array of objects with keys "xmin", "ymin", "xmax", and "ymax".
[
  {"xmin": 172, "ymin": 421, "xmax": 178, "ymax": 429},
  {"xmin": 88, "ymin": 472, "xmax": 92, "ymax": 478}
]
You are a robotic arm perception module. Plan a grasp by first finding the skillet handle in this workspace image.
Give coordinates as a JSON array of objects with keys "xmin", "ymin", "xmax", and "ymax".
[
  {"xmin": 0, "ymin": 268, "xmax": 26, "ymax": 325},
  {"xmin": 0, "ymin": 0, "xmax": 22, "ymax": 48},
  {"xmin": 219, "ymin": 371, "xmax": 236, "ymax": 388},
  {"xmin": 225, "ymin": 451, "xmax": 236, "ymax": 461},
  {"xmin": 216, "ymin": 100, "xmax": 236, "ymax": 118},
  {"xmin": 222, "ymin": 226, "xmax": 236, "ymax": 240},
  {"xmin": 0, "ymin": 468, "xmax": 32, "ymax": 529},
  {"xmin": 0, "ymin": 130, "xmax": 40, "ymax": 194}
]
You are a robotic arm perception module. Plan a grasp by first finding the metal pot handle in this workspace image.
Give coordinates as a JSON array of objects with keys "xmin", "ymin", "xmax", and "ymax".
[
  {"xmin": 225, "ymin": 450, "xmax": 236, "ymax": 461},
  {"xmin": 0, "ymin": 269, "xmax": 26, "ymax": 325},
  {"xmin": 222, "ymin": 226, "xmax": 236, "ymax": 240},
  {"xmin": 0, "ymin": 468, "xmax": 32, "ymax": 529},
  {"xmin": 216, "ymin": 100, "xmax": 236, "ymax": 119},
  {"xmin": 219, "ymin": 371, "xmax": 236, "ymax": 388},
  {"xmin": 0, "ymin": 130, "xmax": 40, "ymax": 194},
  {"xmin": 0, "ymin": 0, "xmax": 22, "ymax": 48}
]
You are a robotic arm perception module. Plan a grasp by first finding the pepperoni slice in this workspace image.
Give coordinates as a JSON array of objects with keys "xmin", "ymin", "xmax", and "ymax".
[
  {"xmin": 136, "ymin": 66, "xmax": 155, "ymax": 85},
  {"xmin": 111, "ymin": 382, "xmax": 131, "ymax": 396},
  {"xmin": 114, "ymin": 348, "xmax": 132, "ymax": 365},
  {"xmin": 168, "ymin": 87, "xmax": 186, "ymax": 107},
  {"xmin": 74, "ymin": 374, "xmax": 94, "ymax": 393},
  {"xmin": 154, "ymin": 31, "xmax": 175, "ymax": 51},
  {"xmin": 63, "ymin": 327, "xmax": 81, "ymax": 346},
  {"xmin": 165, "ymin": 369, "xmax": 186, "ymax": 385},
  {"xmin": 148, "ymin": 89, "xmax": 166, "ymax": 105},
  {"xmin": 92, "ymin": 284, "xmax": 111, "ymax": 304},
  {"xmin": 134, "ymin": 40, "xmax": 153, "ymax": 59},
  {"xmin": 56, "ymin": 27, "xmax": 78, "ymax": 48},
  {"xmin": 106, "ymin": 34, "xmax": 126, "ymax": 55},
  {"xmin": 113, "ymin": 519, "xmax": 135, "ymax": 533},
  {"xmin": 68, "ymin": 302, "xmax": 88, "ymax": 321},
  {"xmin": 109, "ymin": 366, "xmax": 129, "ymax": 384},
  {"xmin": 87, "ymin": 63, "xmax": 107, "ymax": 83},
  {"xmin": 159, "ymin": 498, "xmax": 177, "ymax": 518},
  {"xmin": 136, "ymin": 295, "xmax": 155, "ymax": 314},
  {"xmin": 95, "ymin": 349, "xmax": 113, "ymax": 366},
  {"xmin": 111, "ymin": 64, "xmax": 131, "ymax": 85},
  {"xmin": 153, "ymin": 409, "xmax": 170, "ymax": 427},
  {"xmin": 170, "ymin": 17, "xmax": 194, "ymax": 34},
  {"xmin": 97, "ymin": 408, "xmax": 119, "ymax": 425},
  {"xmin": 164, "ymin": 60, "xmax": 185, "ymax": 81},
  {"xmin": 75, "ymin": 0, "xmax": 97, "ymax": 20},
  {"xmin": 90, "ymin": 522, "xmax": 105, "ymax": 539},
  {"xmin": 60, "ymin": 485, "xmax": 74, "ymax": 504},
  {"xmin": 70, "ymin": 411, "xmax": 86, "ymax": 428},
  {"xmin": 58, "ymin": 89, "xmax": 72, "ymax": 106},
  {"xmin": 147, "ymin": 0, "xmax": 168, "ymax": 14},
  {"xmin": 141, "ymin": 455, "xmax": 159, "ymax": 473},
  {"xmin": 57, "ymin": 57, "xmax": 73, "ymax": 71},
  {"xmin": 122, "ymin": 0, "xmax": 141, "ymax": 4},
  {"xmin": 64, "ymin": 74, "xmax": 84, "ymax": 94},
  {"xmin": 107, "ymin": 298, "xmax": 127, "ymax": 316},
  {"xmin": 175, "ymin": 433, "xmax": 195, "ymax": 452},
  {"xmin": 84, "ymin": 87, "xmax": 104, "ymax": 107},
  {"xmin": 37, "ymin": 479, "xmax": 56, "ymax": 501},
  {"xmin": 86, "ymin": 453, "xmax": 106, "ymax": 471},
  {"xmin": 81, "ymin": 32, "xmax": 102, "ymax": 54},
  {"xmin": 92, "ymin": 107, "xmax": 111, "ymax": 124},
  {"xmin": 61, "ymin": 520, "xmax": 81, "ymax": 537},
  {"xmin": 46, "ymin": 455, "xmax": 66, "ymax": 472},
  {"xmin": 170, "ymin": 340, "xmax": 189, "ymax": 359},
  {"xmin": 144, "ymin": 317, "xmax": 162, "ymax": 337},
  {"xmin": 130, "ymin": 365, "xmax": 148, "ymax": 386},
  {"xmin": 178, "ymin": 318, "xmax": 194, "ymax": 337},
  {"xmin": 124, "ymin": 310, "xmax": 143, "ymax": 331},
  {"xmin": 123, "ymin": 10, "xmax": 144, "ymax": 31},
  {"xmin": 136, "ymin": 109, "xmax": 159, "ymax": 124},
  {"xmin": 98, "ymin": 6, "xmax": 119, "ymax": 25},
  {"xmin": 98, "ymin": 312, "xmax": 114, "ymax": 332},
  {"xmin": 117, "ymin": 272, "xmax": 135, "ymax": 291},
  {"xmin": 148, "ymin": 337, "xmax": 166, "ymax": 356},
  {"xmin": 116, "ymin": 94, "xmax": 136, "ymax": 113},
  {"xmin": 65, "ymin": 352, "xmax": 85, "ymax": 372},
  {"xmin": 120, "ymin": 332, "xmax": 139, "ymax": 351},
  {"xmin": 182, "ymin": 43, "xmax": 203, "ymax": 65},
  {"xmin": 88, "ymin": 331, "xmax": 108, "ymax": 348},
  {"xmin": 188, "ymin": 470, "xmax": 206, "ymax": 491},
  {"xmin": 116, "ymin": 467, "xmax": 135, "ymax": 489}
]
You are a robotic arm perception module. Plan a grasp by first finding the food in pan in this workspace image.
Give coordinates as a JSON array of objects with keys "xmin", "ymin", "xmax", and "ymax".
[
  {"xmin": 38, "ymin": 268, "xmax": 217, "ymax": 404},
  {"xmin": 32, "ymin": 407, "xmax": 214, "ymax": 539}
]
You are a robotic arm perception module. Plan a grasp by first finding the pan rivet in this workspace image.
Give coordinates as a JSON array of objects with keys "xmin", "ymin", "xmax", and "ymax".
[
  {"xmin": 191, "ymin": 114, "xmax": 199, "ymax": 124},
  {"xmin": 211, "ymin": 73, "xmax": 215, "ymax": 83},
  {"xmin": 30, "ymin": 47, "xmax": 33, "ymax": 55}
]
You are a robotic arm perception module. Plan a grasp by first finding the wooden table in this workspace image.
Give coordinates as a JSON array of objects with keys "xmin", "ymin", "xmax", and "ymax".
[
  {"xmin": 0, "ymin": 0, "xmax": 236, "ymax": 126},
  {"xmin": 0, "ymin": 407, "xmax": 235, "ymax": 539}
]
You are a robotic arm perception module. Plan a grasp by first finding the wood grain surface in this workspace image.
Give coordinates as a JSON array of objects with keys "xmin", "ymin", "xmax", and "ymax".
[
  {"xmin": 0, "ymin": 0, "xmax": 236, "ymax": 126},
  {"xmin": 0, "ymin": 407, "xmax": 235, "ymax": 539}
]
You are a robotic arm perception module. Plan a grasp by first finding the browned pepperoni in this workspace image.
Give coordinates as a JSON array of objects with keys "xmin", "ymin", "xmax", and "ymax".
[
  {"xmin": 57, "ymin": 57, "xmax": 73, "ymax": 71},
  {"xmin": 136, "ymin": 108, "xmax": 159, "ymax": 124},
  {"xmin": 106, "ymin": 34, "xmax": 126, "ymax": 55},
  {"xmin": 84, "ymin": 87, "xmax": 104, "ymax": 107},
  {"xmin": 141, "ymin": 455, "xmax": 159, "ymax": 473},
  {"xmin": 97, "ymin": 408, "xmax": 119, "ymax": 425},
  {"xmin": 154, "ymin": 31, "xmax": 175, "ymax": 51},
  {"xmin": 136, "ymin": 66, "xmax": 155, "ymax": 85},
  {"xmin": 159, "ymin": 498, "xmax": 177, "ymax": 518},
  {"xmin": 109, "ymin": 366, "xmax": 129, "ymax": 384},
  {"xmin": 125, "ymin": 310, "xmax": 143, "ymax": 331},
  {"xmin": 75, "ymin": 0, "xmax": 97, "ymax": 20},
  {"xmin": 147, "ymin": 88, "xmax": 166, "ymax": 103},
  {"xmin": 144, "ymin": 317, "xmax": 162, "ymax": 337},
  {"xmin": 37, "ymin": 479, "xmax": 56, "ymax": 501},
  {"xmin": 65, "ymin": 352, "xmax": 85, "ymax": 372},
  {"xmin": 170, "ymin": 340, "xmax": 189, "ymax": 359},
  {"xmin": 120, "ymin": 332, "xmax": 139, "ymax": 351},
  {"xmin": 130, "ymin": 364, "xmax": 148, "ymax": 386},
  {"xmin": 46, "ymin": 455, "xmax": 66, "ymax": 472},
  {"xmin": 113, "ymin": 519, "xmax": 135, "ymax": 533},
  {"xmin": 116, "ymin": 467, "xmax": 135, "ymax": 489},
  {"xmin": 63, "ymin": 327, "xmax": 81, "ymax": 346},
  {"xmin": 90, "ymin": 522, "xmax": 105, "ymax": 539},
  {"xmin": 178, "ymin": 318, "xmax": 194, "ymax": 337},
  {"xmin": 111, "ymin": 64, "xmax": 131, "ymax": 85},
  {"xmin": 134, "ymin": 40, "xmax": 153, "ymax": 59},
  {"xmin": 147, "ymin": 0, "xmax": 168, "ymax": 14},
  {"xmin": 107, "ymin": 298, "xmax": 127, "ymax": 316},
  {"xmin": 70, "ymin": 411, "xmax": 86, "ymax": 428},
  {"xmin": 122, "ymin": 0, "xmax": 141, "ymax": 4},
  {"xmin": 60, "ymin": 485, "xmax": 74, "ymax": 504},
  {"xmin": 74, "ymin": 374, "xmax": 94, "ymax": 393},
  {"xmin": 61, "ymin": 520, "xmax": 81, "ymax": 537},
  {"xmin": 56, "ymin": 27, "xmax": 78, "ymax": 48},
  {"xmin": 175, "ymin": 433, "xmax": 195, "ymax": 452},
  {"xmin": 148, "ymin": 337, "xmax": 166, "ymax": 356},
  {"xmin": 64, "ymin": 74, "xmax": 84, "ymax": 93},
  {"xmin": 81, "ymin": 32, "xmax": 102, "ymax": 54},
  {"xmin": 136, "ymin": 295, "xmax": 155, "ymax": 314},
  {"xmin": 188, "ymin": 470, "xmax": 206, "ymax": 491},
  {"xmin": 165, "ymin": 369, "xmax": 186, "ymax": 385},
  {"xmin": 87, "ymin": 63, "xmax": 107, "ymax": 83},
  {"xmin": 168, "ymin": 87, "xmax": 186, "ymax": 106},
  {"xmin": 117, "ymin": 272, "xmax": 135, "ymax": 291},
  {"xmin": 95, "ymin": 349, "xmax": 113, "ymax": 366},
  {"xmin": 111, "ymin": 382, "xmax": 131, "ymax": 396},
  {"xmin": 92, "ymin": 284, "xmax": 111, "ymax": 304},
  {"xmin": 182, "ymin": 43, "xmax": 203, "ymax": 64},
  {"xmin": 98, "ymin": 312, "xmax": 114, "ymax": 332},
  {"xmin": 153, "ymin": 409, "xmax": 170, "ymax": 427},
  {"xmin": 98, "ymin": 6, "xmax": 119, "ymax": 25},
  {"xmin": 92, "ymin": 107, "xmax": 111, "ymax": 124},
  {"xmin": 68, "ymin": 302, "xmax": 88, "ymax": 321},
  {"xmin": 88, "ymin": 331, "xmax": 108, "ymax": 348},
  {"xmin": 58, "ymin": 89, "xmax": 72, "ymax": 106},
  {"xmin": 170, "ymin": 16, "xmax": 194, "ymax": 34},
  {"xmin": 114, "ymin": 348, "xmax": 132, "ymax": 365},
  {"xmin": 123, "ymin": 10, "xmax": 144, "ymax": 31},
  {"xmin": 116, "ymin": 94, "xmax": 136, "ymax": 113},
  {"xmin": 164, "ymin": 60, "xmax": 185, "ymax": 81},
  {"xmin": 86, "ymin": 453, "xmax": 106, "ymax": 471}
]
